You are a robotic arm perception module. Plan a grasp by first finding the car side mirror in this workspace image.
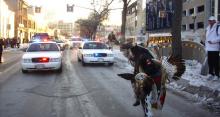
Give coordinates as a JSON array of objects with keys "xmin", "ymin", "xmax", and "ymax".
[{"xmin": 79, "ymin": 47, "xmax": 82, "ymax": 49}]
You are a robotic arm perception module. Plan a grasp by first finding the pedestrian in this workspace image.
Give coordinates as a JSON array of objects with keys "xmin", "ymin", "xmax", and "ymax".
[
  {"xmin": 205, "ymin": 16, "xmax": 220, "ymax": 80},
  {"xmin": 0, "ymin": 38, "xmax": 3, "ymax": 63},
  {"xmin": 3, "ymin": 38, "xmax": 6, "ymax": 48},
  {"xmin": 12, "ymin": 37, "xmax": 17, "ymax": 48},
  {"xmin": 17, "ymin": 37, "xmax": 20, "ymax": 48},
  {"xmin": 107, "ymin": 31, "xmax": 116, "ymax": 50}
]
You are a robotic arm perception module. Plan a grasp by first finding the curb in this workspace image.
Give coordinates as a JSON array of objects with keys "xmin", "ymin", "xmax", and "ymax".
[{"xmin": 167, "ymin": 81, "xmax": 220, "ymax": 115}]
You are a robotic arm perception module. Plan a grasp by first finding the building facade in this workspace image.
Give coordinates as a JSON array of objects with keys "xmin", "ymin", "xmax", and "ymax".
[
  {"xmin": 126, "ymin": 1, "xmax": 138, "ymax": 37},
  {"xmin": 181, "ymin": 0, "xmax": 220, "ymax": 42},
  {"xmin": 181, "ymin": 0, "xmax": 206, "ymax": 42},
  {"xmin": 125, "ymin": 0, "xmax": 219, "ymax": 43},
  {"xmin": 0, "ymin": 0, "xmax": 15, "ymax": 38},
  {"xmin": 211, "ymin": 0, "xmax": 220, "ymax": 21},
  {"xmin": 57, "ymin": 21, "xmax": 74, "ymax": 37},
  {"xmin": 125, "ymin": 0, "xmax": 147, "ymax": 44},
  {"xmin": 5, "ymin": 0, "xmax": 37, "ymax": 43}
]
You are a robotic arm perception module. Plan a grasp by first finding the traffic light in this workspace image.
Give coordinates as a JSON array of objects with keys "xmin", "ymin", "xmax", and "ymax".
[
  {"xmin": 35, "ymin": 7, "xmax": 41, "ymax": 13},
  {"xmin": 67, "ymin": 4, "xmax": 74, "ymax": 12}
]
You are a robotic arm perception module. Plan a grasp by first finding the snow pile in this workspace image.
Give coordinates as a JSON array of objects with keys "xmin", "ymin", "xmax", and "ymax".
[
  {"xmin": 20, "ymin": 43, "xmax": 29, "ymax": 48},
  {"xmin": 182, "ymin": 60, "xmax": 220, "ymax": 91},
  {"xmin": 113, "ymin": 49, "xmax": 134, "ymax": 71},
  {"xmin": 113, "ymin": 49, "xmax": 128, "ymax": 62}
]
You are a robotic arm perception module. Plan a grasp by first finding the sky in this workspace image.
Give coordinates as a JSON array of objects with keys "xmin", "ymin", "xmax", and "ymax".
[{"xmin": 27, "ymin": 0, "xmax": 123, "ymax": 25}]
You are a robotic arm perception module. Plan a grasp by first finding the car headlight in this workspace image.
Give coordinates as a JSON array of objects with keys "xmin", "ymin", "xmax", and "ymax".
[
  {"xmin": 83, "ymin": 54, "xmax": 93, "ymax": 57},
  {"xmin": 107, "ymin": 54, "xmax": 114, "ymax": 57},
  {"xmin": 50, "ymin": 58, "xmax": 61, "ymax": 62},
  {"xmin": 23, "ymin": 58, "xmax": 32, "ymax": 63}
]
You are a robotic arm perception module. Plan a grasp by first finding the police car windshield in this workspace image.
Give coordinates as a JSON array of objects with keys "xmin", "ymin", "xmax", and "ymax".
[
  {"xmin": 27, "ymin": 43, "xmax": 59, "ymax": 52},
  {"xmin": 83, "ymin": 42, "xmax": 108, "ymax": 49}
]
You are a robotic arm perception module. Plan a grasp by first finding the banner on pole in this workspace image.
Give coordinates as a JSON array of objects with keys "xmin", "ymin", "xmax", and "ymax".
[{"xmin": 146, "ymin": 0, "xmax": 174, "ymax": 31}]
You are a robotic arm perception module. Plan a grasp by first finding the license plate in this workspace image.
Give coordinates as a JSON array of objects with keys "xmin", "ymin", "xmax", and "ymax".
[
  {"xmin": 35, "ymin": 64, "xmax": 45, "ymax": 69},
  {"xmin": 98, "ymin": 58, "xmax": 104, "ymax": 62}
]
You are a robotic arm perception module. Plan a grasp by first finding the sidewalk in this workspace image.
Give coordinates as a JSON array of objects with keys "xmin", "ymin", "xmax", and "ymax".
[
  {"xmin": 0, "ymin": 48, "xmax": 24, "ymax": 72},
  {"xmin": 113, "ymin": 46, "xmax": 220, "ymax": 114},
  {"xmin": 3, "ymin": 43, "xmax": 28, "ymax": 52}
]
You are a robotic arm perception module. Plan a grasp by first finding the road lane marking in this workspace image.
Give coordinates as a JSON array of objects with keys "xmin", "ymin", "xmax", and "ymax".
[
  {"xmin": 52, "ymin": 49, "xmax": 105, "ymax": 117},
  {"xmin": 0, "ymin": 61, "xmax": 21, "ymax": 83}
]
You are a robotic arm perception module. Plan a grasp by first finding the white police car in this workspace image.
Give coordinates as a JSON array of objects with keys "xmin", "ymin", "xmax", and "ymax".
[
  {"xmin": 77, "ymin": 41, "xmax": 114, "ymax": 66},
  {"xmin": 21, "ymin": 41, "xmax": 62, "ymax": 73}
]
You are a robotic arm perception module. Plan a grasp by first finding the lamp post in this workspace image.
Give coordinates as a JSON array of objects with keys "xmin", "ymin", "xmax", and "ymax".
[{"xmin": 192, "ymin": 14, "xmax": 197, "ymax": 32}]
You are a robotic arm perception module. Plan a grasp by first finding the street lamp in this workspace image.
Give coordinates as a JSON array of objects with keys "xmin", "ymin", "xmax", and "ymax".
[{"xmin": 191, "ymin": 14, "xmax": 197, "ymax": 32}]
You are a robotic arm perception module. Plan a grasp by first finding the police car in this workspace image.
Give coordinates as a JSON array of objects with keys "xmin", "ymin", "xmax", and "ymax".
[
  {"xmin": 21, "ymin": 41, "xmax": 62, "ymax": 73},
  {"xmin": 77, "ymin": 41, "xmax": 114, "ymax": 66}
]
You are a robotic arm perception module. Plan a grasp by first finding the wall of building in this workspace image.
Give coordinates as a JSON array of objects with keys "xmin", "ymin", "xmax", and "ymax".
[
  {"xmin": 181, "ymin": 0, "xmax": 206, "ymax": 42},
  {"xmin": 215, "ymin": 0, "xmax": 220, "ymax": 21},
  {"xmin": 58, "ymin": 22, "xmax": 73, "ymax": 37},
  {"xmin": 0, "ymin": 0, "xmax": 15, "ymax": 38},
  {"xmin": 126, "ymin": 1, "xmax": 137, "ymax": 37},
  {"xmin": 136, "ymin": 0, "xmax": 146, "ymax": 36},
  {"xmin": 182, "ymin": 0, "xmax": 205, "ymax": 31}
]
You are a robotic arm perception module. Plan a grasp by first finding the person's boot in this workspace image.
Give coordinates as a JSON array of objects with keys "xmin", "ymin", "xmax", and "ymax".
[{"xmin": 133, "ymin": 100, "xmax": 140, "ymax": 106}]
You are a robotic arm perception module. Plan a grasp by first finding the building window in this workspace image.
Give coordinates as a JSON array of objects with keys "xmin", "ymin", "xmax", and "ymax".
[
  {"xmin": 197, "ymin": 22, "xmax": 204, "ymax": 29},
  {"xmin": 182, "ymin": 10, "xmax": 186, "ymax": 16},
  {"xmin": 197, "ymin": 5, "xmax": 204, "ymax": 13},
  {"xmin": 182, "ymin": 25, "xmax": 186, "ymax": 31},
  {"xmin": 189, "ymin": 23, "xmax": 194, "ymax": 30},
  {"xmin": 189, "ymin": 8, "xmax": 194, "ymax": 15}
]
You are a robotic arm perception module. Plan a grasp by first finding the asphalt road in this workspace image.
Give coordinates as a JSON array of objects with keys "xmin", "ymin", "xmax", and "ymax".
[{"xmin": 0, "ymin": 49, "xmax": 217, "ymax": 117}]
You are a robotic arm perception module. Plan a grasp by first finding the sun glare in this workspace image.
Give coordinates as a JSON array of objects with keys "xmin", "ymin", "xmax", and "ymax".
[{"xmin": 27, "ymin": 0, "xmax": 122, "ymax": 25}]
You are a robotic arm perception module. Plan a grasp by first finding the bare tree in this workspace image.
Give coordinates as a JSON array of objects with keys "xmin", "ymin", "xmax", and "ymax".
[
  {"xmin": 75, "ymin": 19, "xmax": 97, "ymax": 38},
  {"xmin": 90, "ymin": 0, "xmax": 114, "ymax": 40},
  {"xmin": 171, "ymin": 0, "xmax": 182, "ymax": 58},
  {"xmin": 120, "ymin": 0, "xmax": 132, "ymax": 44},
  {"xmin": 169, "ymin": 0, "xmax": 185, "ymax": 80}
]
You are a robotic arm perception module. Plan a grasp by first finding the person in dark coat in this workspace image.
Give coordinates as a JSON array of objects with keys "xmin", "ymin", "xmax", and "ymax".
[
  {"xmin": 107, "ymin": 31, "xmax": 116, "ymax": 49},
  {"xmin": 0, "ymin": 38, "xmax": 3, "ymax": 63}
]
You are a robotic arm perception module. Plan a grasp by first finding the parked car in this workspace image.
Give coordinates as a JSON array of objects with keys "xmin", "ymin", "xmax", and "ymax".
[
  {"xmin": 53, "ymin": 39, "xmax": 66, "ymax": 50},
  {"xmin": 77, "ymin": 41, "xmax": 114, "ymax": 66},
  {"xmin": 21, "ymin": 41, "xmax": 62, "ymax": 73}
]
